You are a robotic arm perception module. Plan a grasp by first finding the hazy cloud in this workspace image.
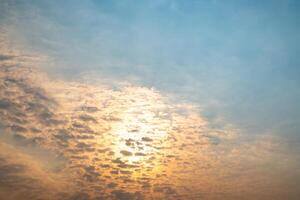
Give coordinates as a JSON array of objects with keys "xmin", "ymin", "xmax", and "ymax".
[{"xmin": 0, "ymin": 11, "xmax": 300, "ymax": 200}]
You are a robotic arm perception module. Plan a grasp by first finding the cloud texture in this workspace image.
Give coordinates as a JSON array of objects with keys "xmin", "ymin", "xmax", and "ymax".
[{"xmin": 0, "ymin": 23, "xmax": 300, "ymax": 200}]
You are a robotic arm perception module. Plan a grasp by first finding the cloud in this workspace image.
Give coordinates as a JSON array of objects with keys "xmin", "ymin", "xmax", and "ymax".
[
  {"xmin": 0, "ymin": 54, "xmax": 15, "ymax": 61},
  {"xmin": 0, "ymin": 56, "xmax": 232, "ymax": 199},
  {"xmin": 0, "ymin": 28, "xmax": 300, "ymax": 200}
]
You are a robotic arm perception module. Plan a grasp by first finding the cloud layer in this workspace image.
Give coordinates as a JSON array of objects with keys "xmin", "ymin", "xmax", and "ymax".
[{"xmin": 0, "ymin": 26, "xmax": 300, "ymax": 200}]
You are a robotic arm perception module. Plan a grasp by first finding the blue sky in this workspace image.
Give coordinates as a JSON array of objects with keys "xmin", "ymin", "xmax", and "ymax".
[{"xmin": 1, "ymin": 0, "xmax": 300, "ymax": 138}]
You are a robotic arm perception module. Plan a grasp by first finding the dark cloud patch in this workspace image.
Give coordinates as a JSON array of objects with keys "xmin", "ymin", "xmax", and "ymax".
[
  {"xmin": 0, "ymin": 132, "xmax": 37, "ymax": 148},
  {"xmin": 107, "ymin": 182, "xmax": 117, "ymax": 188},
  {"xmin": 0, "ymin": 54, "xmax": 15, "ymax": 61},
  {"xmin": 9, "ymin": 116, "xmax": 28, "ymax": 125},
  {"xmin": 75, "ymin": 142, "xmax": 96, "ymax": 152},
  {"xmin": 84, "ymin": 165, "xmax": 95, "ymax": 173},
  {"xmin": 120, "ymin": 170, "xmax": 132, "ymax": 175},
  {"xmin": 10, "ymin": 124, "xmax": 27, "ymax": 133},
  {"xmin": 38, "ymin": 110, "xmax": 64, "ymax": 126},
  {"xmin": 112, "ymin": 158, "xmax": 125, "ymax": 165},
  {"xmin": 80, "ymin": 106, "xmax": 99, "ymax": 113},
  {"xmin": 76, "ymin": 134, "xmax": 95, "ymax": 140},
  {"xmin": 30, "ymin": 127, "xmax": 41, "ymax": 133},
  {"xmin": 134, "ymin": 152, "xmax": 146, "ymax": 156},
  {"xmin": 30, "ymin": 89, "xmax": 55, "ymax": 105},
  {"xmin": 38, "ymin": 110, "xmax": 53, "ymax": 121},
  {"xmin": 117, "ymin": 163, "xmax": 139, "ymax": 170},
  {"xmin": 141, "ymin": 137, "xmax": 153, "ymax": 142},
  {"xmin": 125, "ymin": 138, "xmax": 135, "ymax": 147},
  {"xmin": 71, "ymin": 122, "xmax": 95, "ymax": 134},
  {"xmin": 70, "ymin": 155, "xmax": 89, "ymax": 160},
  {"xmin": 0, "ymin": 162, "xmax": 40, "ymax": 199},
  {"xmin": 112, "ymin": 190, "xmax": 143, "ymax": 200},
  {"xmin": 12, "ymin": 133, "xmax": 38, "ymax": 146},
  {"xmin": 79, "ymin": 114, "xmax": 97, "ymax": 123},
  {"xmin": 0, "ymin": 99, "xmax": 13, "ymax": 109},
  {"xmin": 0, "ymin": 158, "xmax": 25, "ymax": 175},
  {"xmin": 120, "ymin": 150, "xmax": 132, "ymax": 156},
  {"xmin": 153, "ymin": 185, "xmax": 177, "ymax": 196},
  {"xmin": 76, "ymin": 142, "xmax": 92, "ymax": 149},
  {"xmin": 0, "ymin": 151, "xmax": 65, "ymax": 200},
  {"xmin": 70, "ymin": 192, "xmax": 90, "ymax": 200},
  {"xmin": 83, "ymin": 173, "xmax": 98, "ymax": 182},
  {"xmin": 98, "ymin": 147, "xmax": 111, "ymax": 153},
  {"xmin": 54, "ymin": 129, "xmax": 74, "ymax": 143},
  {"xmin": 100, "ymin": 164, "xmax": 111, "ymax": 168}
]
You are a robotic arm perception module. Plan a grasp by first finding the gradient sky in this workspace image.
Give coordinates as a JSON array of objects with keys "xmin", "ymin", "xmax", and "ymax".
[
  {"xmin": 1, "ymin": 1, "xmax": 300, "ymax": 199},
  {"xmin": 1, "ymin": 0, "xmax": 300, "ymax": 138}
]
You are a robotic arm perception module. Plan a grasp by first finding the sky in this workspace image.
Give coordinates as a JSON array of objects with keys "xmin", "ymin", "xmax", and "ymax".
[
  {"xmin": 1, "ymin": 0, "xmax": 299, "ymax": 138},
  {"xmin": 1, "ymin": 0, "xmax": 300, "ymax": 199}
]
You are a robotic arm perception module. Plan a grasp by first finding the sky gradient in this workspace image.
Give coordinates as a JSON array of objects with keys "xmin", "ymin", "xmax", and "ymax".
[
  {"xmin": 0, "ymin": 0, "xmax": 300, "ymax": 199},
  {"xmin": 1, "ymin": 0, "xmax": 300, "ymax": 137}
]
